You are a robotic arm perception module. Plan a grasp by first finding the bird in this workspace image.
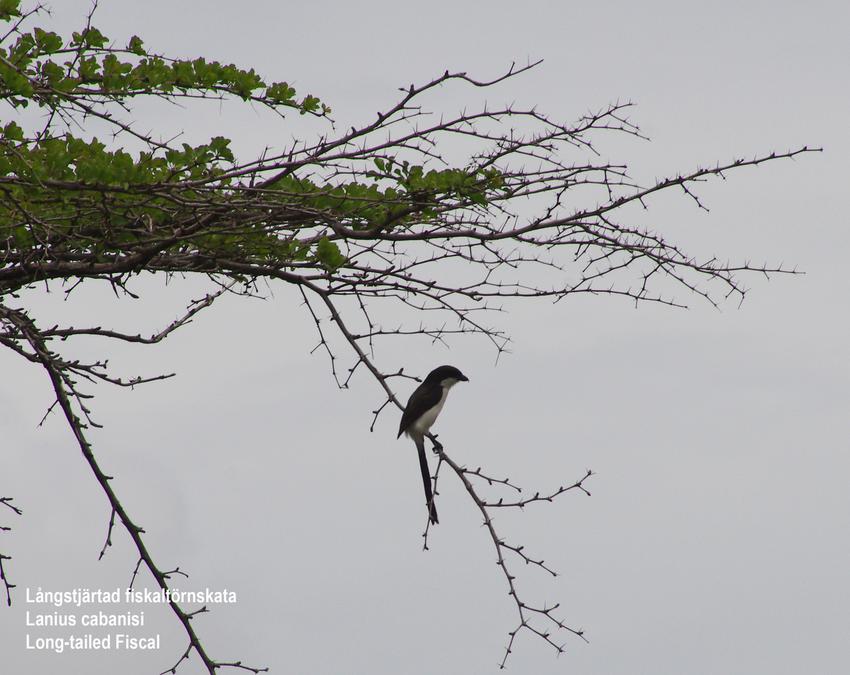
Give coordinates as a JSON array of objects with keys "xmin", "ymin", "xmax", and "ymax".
[{"xmin": 397, "ymin": 365, "xmax": 469, "ymax": 524}]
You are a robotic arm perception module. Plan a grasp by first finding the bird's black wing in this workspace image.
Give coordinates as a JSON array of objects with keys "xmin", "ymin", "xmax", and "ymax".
[{"xmin": 397, "ymin": 380, "xmax": 442, "ymax": 438}]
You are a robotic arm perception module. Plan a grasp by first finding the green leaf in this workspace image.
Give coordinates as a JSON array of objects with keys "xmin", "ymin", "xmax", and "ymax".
[
  {"xmin": 33, "ymin": 28, "xmax": 63, "ymax": 54},
  {"xmin": 266, "ymin": 81, "xmax": 296, "ymax": 104},
  {"xmin": 0, "ymin": 0, "xmax": 21, "ymax": 21},
  {"xmin": 40, "ymin": 60, "xmax": 64, "ymax": 85},
  {"xmin": 80, "ymin": 27, "xmax": 107, "ymax": 48},
  {"xmin": 208, "ymin": 136, "xmax": 234, "ymax": 162},
  {"xmin": 127, "ymin": 35, "xmax": 145, "ymax": 55},
  {"xmin": 299, "ymin": 94, "xmax": 321, "ymax": 114},
  {"xmin": 102, "ymin": 53, "xmax": 133, "ymax": 89},
  {"xmin": 78, "ymin": 56, "xmax": 101, "ymax": 82},
  {"xmin": 3, "ymin": 121, "xmax": 23, "ymax": 141},
  {"xmin": 315, "ymin": 237, "xmax": 346, "ymax": 271}
]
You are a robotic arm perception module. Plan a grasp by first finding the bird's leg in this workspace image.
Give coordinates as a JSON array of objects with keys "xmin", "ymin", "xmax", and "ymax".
[{"xmin": 430, "ymin": 434, "xmax": 443, "ymax": 454}]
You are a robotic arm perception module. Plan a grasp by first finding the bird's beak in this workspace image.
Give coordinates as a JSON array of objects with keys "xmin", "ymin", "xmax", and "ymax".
[{"xmin": 460, "ymin": 374, "xmax": 469, "ymax": 382}]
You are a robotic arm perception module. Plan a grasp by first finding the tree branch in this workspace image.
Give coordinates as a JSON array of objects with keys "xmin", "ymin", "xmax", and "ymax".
[{"xmin": 0, "ymin": 303, "xmax": 264, "ymax": 674}]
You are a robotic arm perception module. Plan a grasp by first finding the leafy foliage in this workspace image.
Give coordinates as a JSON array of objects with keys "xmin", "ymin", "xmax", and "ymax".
[{"xmin": 0, "ymin": 1, "xmax": 524, "ymax": 285}]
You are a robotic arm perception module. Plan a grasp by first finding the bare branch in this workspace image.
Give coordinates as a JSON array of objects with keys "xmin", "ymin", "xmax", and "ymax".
[
  {"xmin": 0, "ymin": 496, "xmax": 21, "ymax": 607},
  {"xmin": 435, "ymin": 443, "xmax": 591, "ymax": 666},
  {"xmin": 0, "ymin": 304, "xmax": 265, "ymax": 674}
]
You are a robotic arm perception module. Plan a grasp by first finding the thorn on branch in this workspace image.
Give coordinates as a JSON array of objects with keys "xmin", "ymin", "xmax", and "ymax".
[{"xmin": 98, "ymin": 508, "xmax": 116, "ymax": 560}]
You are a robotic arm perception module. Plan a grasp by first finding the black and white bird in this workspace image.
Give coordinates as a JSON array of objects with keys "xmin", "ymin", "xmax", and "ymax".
[{"xmin": 397, "ymin": 365, "xmax": 469, "ymax": 524}]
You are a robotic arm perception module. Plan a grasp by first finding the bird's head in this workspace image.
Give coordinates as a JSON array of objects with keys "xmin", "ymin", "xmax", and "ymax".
[{"xmin": 425, "ymin": 365, "xmax": 469, "ymax": 389}]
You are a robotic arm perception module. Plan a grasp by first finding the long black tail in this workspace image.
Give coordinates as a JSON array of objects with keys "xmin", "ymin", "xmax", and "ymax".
[{"xmin": 415, "ymin": 435, "xmax": 439, "ymax": 524}]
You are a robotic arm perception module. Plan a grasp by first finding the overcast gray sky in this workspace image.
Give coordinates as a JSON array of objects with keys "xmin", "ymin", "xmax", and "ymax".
[{"xmin": 2, "ymin": 1, "xmax": 849, "ymax": 674}]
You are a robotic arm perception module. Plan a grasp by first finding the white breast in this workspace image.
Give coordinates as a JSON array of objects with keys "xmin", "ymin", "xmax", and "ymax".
[{"xmin": 410, "ymin": 385, "xmax": 450, "ymax": 435}]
